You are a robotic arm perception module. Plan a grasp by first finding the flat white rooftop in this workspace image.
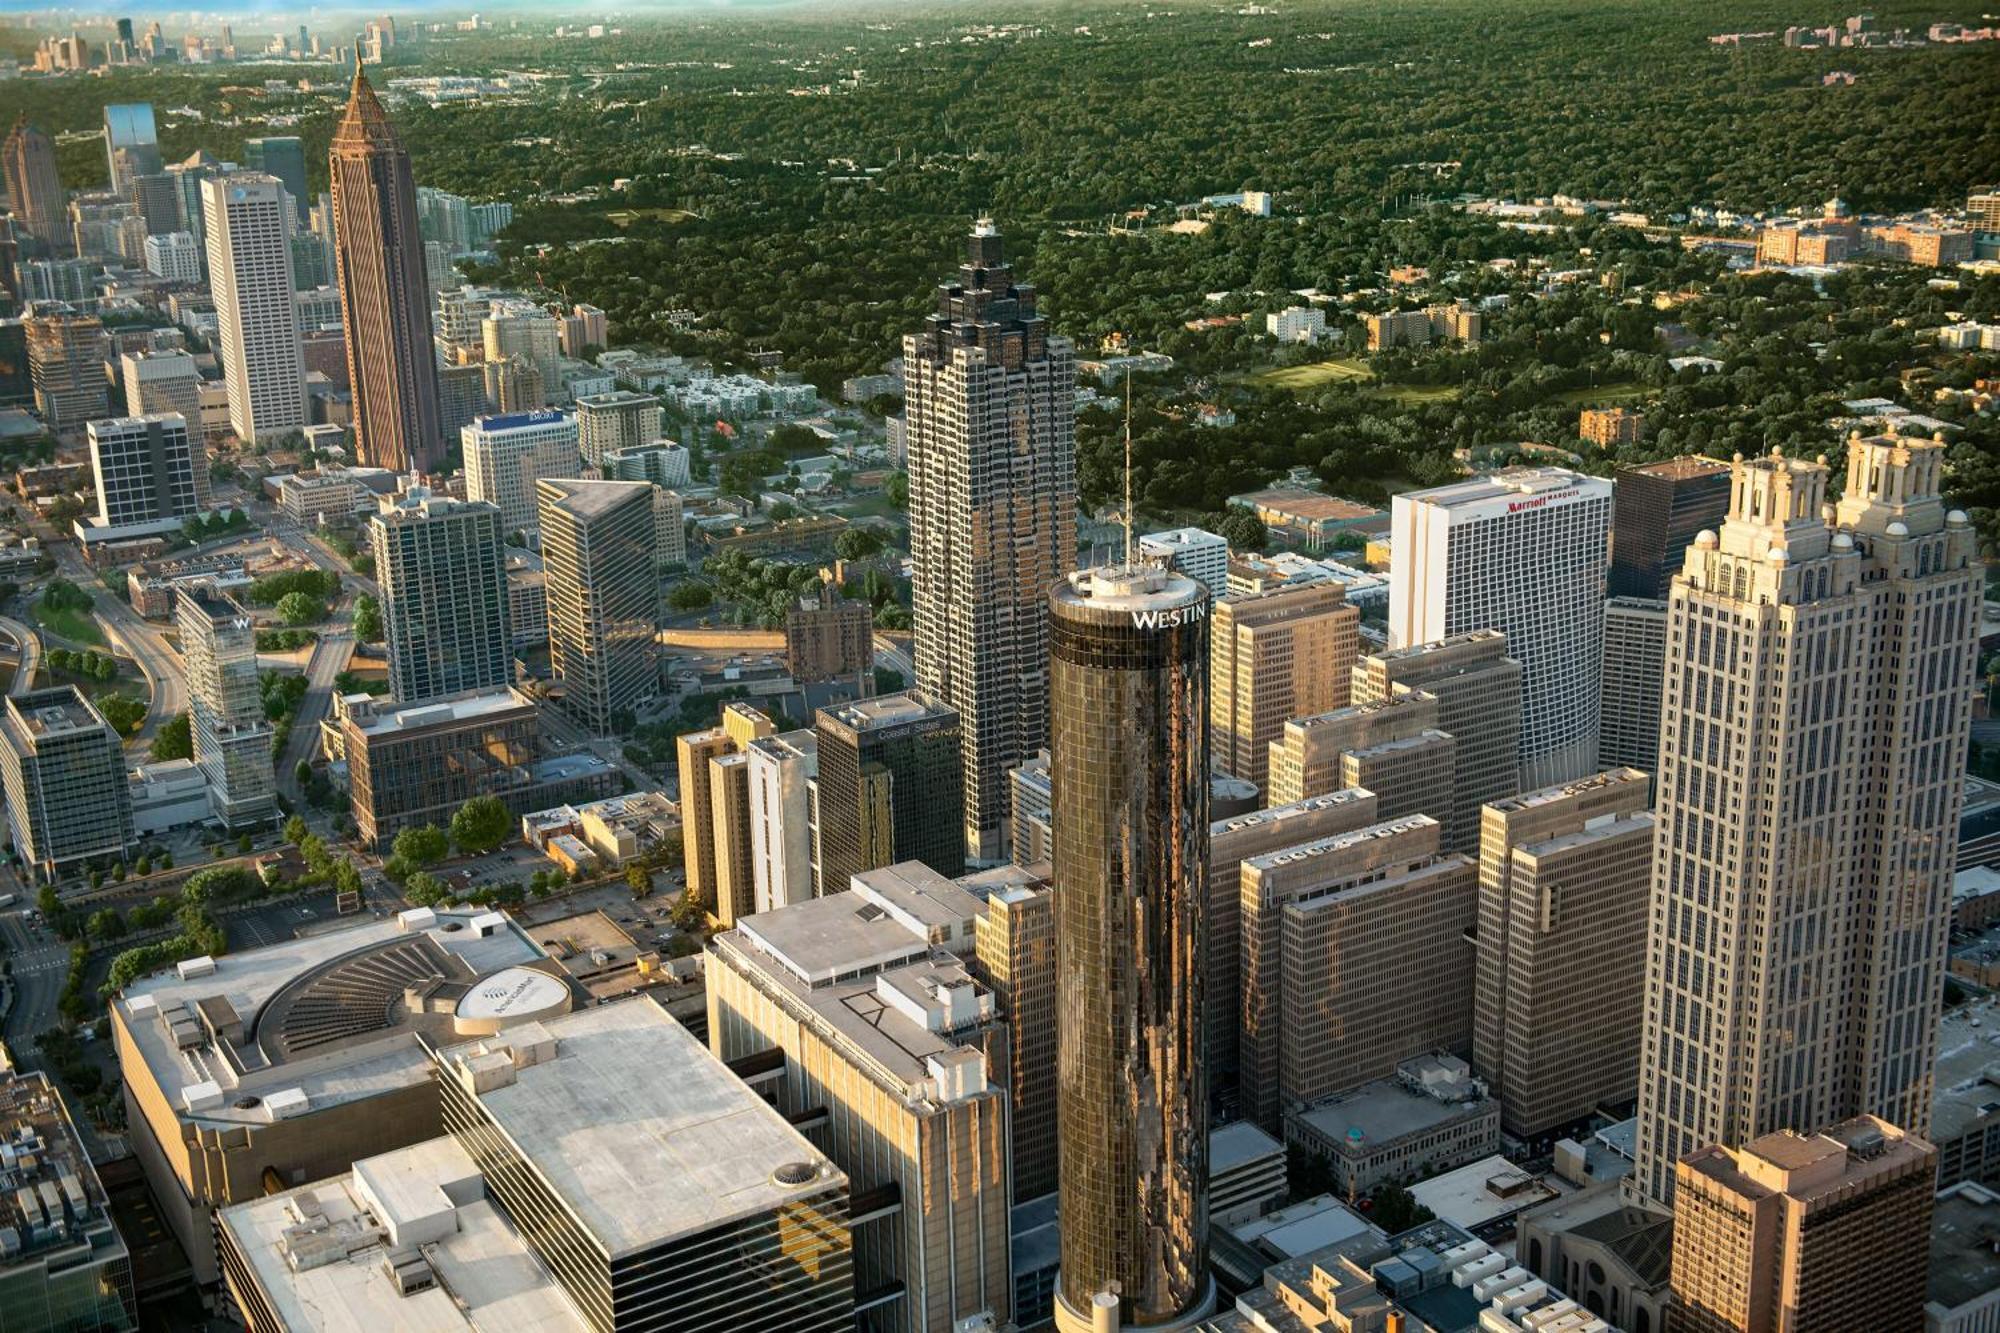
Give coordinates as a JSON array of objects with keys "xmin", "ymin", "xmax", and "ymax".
[
  {"xmin": 433, "ymin": 1001, "xmax": 844, "ymax": 1258},
  {"xmin": 220, "ymin": 1136, "xmax": 584, "ymax": 1333}
]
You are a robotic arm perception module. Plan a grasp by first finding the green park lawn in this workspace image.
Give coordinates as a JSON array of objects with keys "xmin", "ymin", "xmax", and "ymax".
[
  {"xmin": 1252, "ymin": 356, "xmax": 1378, "ymax": 390},
  {"xmin": 31, "ymin": 600, "xmax": 103, "ymax": 646},
  {"xmin": 1551, "ymin": 380, "xmax": 1653, "ymax": 407}
]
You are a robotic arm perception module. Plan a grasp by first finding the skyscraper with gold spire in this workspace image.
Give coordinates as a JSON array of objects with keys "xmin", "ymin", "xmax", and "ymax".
[{"xmin": 330, "ymin": 64, "xmax": 441, "ymax": 473}]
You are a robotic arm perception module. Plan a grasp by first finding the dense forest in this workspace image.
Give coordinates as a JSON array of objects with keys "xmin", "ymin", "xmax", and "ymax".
[{"xmin": 1, "ymin": 0, "xmax": 1996, "ymax": 530}]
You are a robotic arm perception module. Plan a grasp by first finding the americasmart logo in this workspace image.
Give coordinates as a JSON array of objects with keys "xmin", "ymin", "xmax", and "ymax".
[{"xmin": 1132, "ymin": 602, "xmax": 1209, "ymax": 631}]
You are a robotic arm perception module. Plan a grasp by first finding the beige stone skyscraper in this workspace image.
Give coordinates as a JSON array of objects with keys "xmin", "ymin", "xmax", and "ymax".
[
  {"xmin": 970, "ymin": 865, "xmax": 1058, "ymax": 1202},
  {"xmin": 1351, "ymin": 630, "xmax": 1522, "ymax": 854},
  {"xmin": 1238, "ymin": 812, "xmax": 1476, "ymax": 1132},
  {"xmin": 3, "ymin": 117, "xmax": 68, "ymax": 257},
  {"xmin": 907, "ymin": 220, "xmax": 1075, "ymax": 864},
  {"xmin": 1472, "ymin": 767, "xmax": 1652, "ymax": 1138},
  {"xmin": 1632, "ymin": 437, "xmax": 1980, "ymax": 1208},
  {"xmin": 330, "ymin": 65, "xmax": 443, "ymax": 472},
  {"xmin": 675, "ymin": 702, "xmax": 772, "ymax": 919},
  {"xmin": 1266, "ymin": 688, "xmax": 1453, "ymax": 819},
  {"xmin": 1670, "ymin": 1116, "xmax": 1935, "ymax": 1333},
  {"xmin": 1209, "ymin": 789, "xmax": 1379, "ymax": 1096},
  {"xmin": 1210, "ymin": 580, "xmax": 1357, "ymax": 792}
]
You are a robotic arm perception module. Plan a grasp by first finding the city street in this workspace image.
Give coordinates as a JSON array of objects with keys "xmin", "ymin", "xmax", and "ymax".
[
  {"xmin": 1, "ymin": 907, "xmax": 72, "ymax": 1061},
  {"xmin": 0, "ymin": 615, "xmax": 41, "ymax": 697},
  {"xmin": 278, "ymin": 631, "xmax": 354, "ymax": 800}
]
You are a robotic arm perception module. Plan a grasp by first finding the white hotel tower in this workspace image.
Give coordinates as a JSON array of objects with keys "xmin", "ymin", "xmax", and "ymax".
[{"xmin": 1389, "ymin": 467, "xmax": 1613, "ymax": 790}]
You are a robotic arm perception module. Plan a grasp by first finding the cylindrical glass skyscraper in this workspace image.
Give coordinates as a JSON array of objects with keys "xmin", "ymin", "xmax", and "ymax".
[{"xmin": 1050, "ymin": 564, "xmax": 1213, "ymax": 1331}]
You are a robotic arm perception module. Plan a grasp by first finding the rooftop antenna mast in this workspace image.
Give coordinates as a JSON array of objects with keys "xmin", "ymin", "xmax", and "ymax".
[{"xmin": 1123, "ymin": 373, "xmax": 1134, "ymax": 566}]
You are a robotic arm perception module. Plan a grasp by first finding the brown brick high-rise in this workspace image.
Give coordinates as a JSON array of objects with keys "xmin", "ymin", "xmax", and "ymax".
[{"xmin": 330, "ymin": 65, "xmax": 442, "ymax": 473}]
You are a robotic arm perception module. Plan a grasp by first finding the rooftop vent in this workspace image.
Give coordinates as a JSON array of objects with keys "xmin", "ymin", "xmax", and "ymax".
[{"xmin": 771, "ymin": 1161, "xmax": 819, "ymax": 1187}]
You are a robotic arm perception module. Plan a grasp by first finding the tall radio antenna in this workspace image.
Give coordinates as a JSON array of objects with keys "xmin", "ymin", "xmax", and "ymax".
[{"xmin": 1123, "ymin": 373, "xmax": 1134, "ymax": 566}]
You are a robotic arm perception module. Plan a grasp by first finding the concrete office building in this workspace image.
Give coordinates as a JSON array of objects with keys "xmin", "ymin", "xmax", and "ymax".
[
  {"xmin": 1351, "ymin": 631, "xmax": 1523, "ymax": 854},
  {"xmin": 329, "ymin": 68, "xmax": 443, "ymax": 472},
  {"xmin": 1632, "ymin": 438, "xmax": 1981, "ymax": 1208},
  {"xmin": 25, "ymin": 312, "xmax": 109, "ymax": 435},
  {"xmin": 1598, "ymin": 597, "xmax": 1668, "ymax": 774},
  {"xmin": 114, "ymin": 906, "xmax": 565, "ymax": 1288},
  {"xmin": 3, "ymin": 117, "xmax": 70, "ymax": 258},
  {"xmin": 178, "ymin": 585, "xmax": 276, "ymax": 830},
  {"xmin": 675, "ymin": 702, "xmax": 774, "ymax": 919},
  {"xmin": 1208, "ymin": 789, "xmax": 1380, "ymax": 1097},
  {"xmin": 1471, "ymin": 768, "xmax": 1652, "ymax": 1138},
  {"xmin": 82, "ymin": 414, "xmax": 205, "ymax": 542},
  {"xmin": 602, "ymin": 440, "xmax": 691, "ymax": 488},
  {"xmin": 1237, "ymin": 813, "xmax": 1477, "ymax": 1134},
  {"xmin": 0, "ymin": 1067, "xmax": 136, "ymax": 1333},
  {"xmin": 343, "ymin": 689, "xmax": 619, "ymax": 848},
  {"xmin": 574, "ymin": 390, "xmax": 662, "ymax": 466},
  {"xmin": 142, "ymin": 229, "xmax": 202, "ymax": 283},
  {"xmin": 1670, "ymin": 1117, "xmax": 1934, "ymax": 1333},
  {"xmin": 1007, "ymin": 750, "xmax": 1055, "ymax": 868},
  {"xmin": 1265, "ymin": 690, "xmax": 1454, "ymax": 821},
  {"xmin": 0, "ymin": 688, "xmax": 135, "ymax": 882},
  {"xmin": 970, "ymin": 866, "xmax": 1059, "ymax": 1204},
  {"xmin": 708, "ymin": 749, "xmax": 758, "ymax": 928},
  {"xmin": 121, "ymin": 347, "xmax": 203, "ymax": 428},
  {"xmin": 707, "ymin": 864, "xmax": 1012, "ymax": 1332},
  {"xmin": 746, "ymin": 727, "xmax": 819, "ymax": 914},
  {"xmin": 1211, "ymin": 580, "xmax": 1357, "ymax": 792},
  {"xmin": 1139, "ymin": 526, "xmax": 1230, "ymax": 599},
  {"xmin": 537, "ymin": 478, "xmax": 657, "ymax": 737},
  {"xmin": 219, "ymin": 1003, "xmax": 853, "ymax": 1333},
  {"xmin": 815, "ymin": 691, "xmax": 965, "ymax": 894},
  {"xmin": 370, "ymin": 492, "xmax": 512, "ymax": 704},
  {"xmin": 1048, "ymin": 565, "xmax": 1212, "ymax": 1330},
  {"xmin": 907, "ymin": 221, "xmax": 1076, "ymax": 864},
  {"xmin": 1607, "ymin": 456, "xmax": 1732, "ymax": 599},
  {"xmin": 1389, "ymin": 468, "xmax": 1611, "ymax": 789},
  {"xmin": 204, "ymin": 173, "xmax": 306, "ymax": 441},
  {"xmin": 462, "ymin": 409, "xmax": 577, "ymax": 534}
]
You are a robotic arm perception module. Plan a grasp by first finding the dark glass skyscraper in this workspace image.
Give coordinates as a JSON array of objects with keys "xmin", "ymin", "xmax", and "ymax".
[
  {"xmin": 330, "ymin": 65, "xmax": 443, "ymax": 473},
  {"xmin": 813, "ymin": 691, "xmax": 965, "ymax": 893},
  {"xmin": 1606, "ymin": 456, "xmax": 1732, "ymax": 599},
  {"xmin": 1050, "ymin": 564, "xmax": 1212, "ymax": 1331},
  {"xmin": 244, "ymin": 137, "xmax": 309, "ymax": 223}
]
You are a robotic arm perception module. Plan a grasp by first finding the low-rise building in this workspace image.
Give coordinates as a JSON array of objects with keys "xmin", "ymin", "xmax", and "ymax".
[
  {"xmin": 1138, "ymin": 526, "xmax": 1230, "ymax": 598},
  {"xmin": 1225, "ymin": 488, "xmax": 1384, "ymax": 553},
  {"xmin": 1210, "ymin": 1121, "xmax": 1289, "ymax": 1228},
  {"xmin": 1579, "ymin": 405, "xmax": 1646, "ymax": 448},
  {"xmin": 519, "ymin": 790, "xmax": 677, "ymax": 866},
  {"xmin": 276, "ymin": 469, "xmax": 370, "ymax": 526},
  {"xmin": 115, "ymin": 908, "xmax": 569, "ymax": 1291},
  {"xmin": 1288, "ymin": 1054, "xmax": 1501, "ymax": 1198},
  {"xmin": 217, "ymin": 1003, "xmax": 853, "ymax": 1333},
  {"xmin": 1929, "ymin": 1180, "xmax": 2000, "ymax": 1333},
  {"xmin": 342, "ymin": 689, "xmax": 619, "ymax": 848}
]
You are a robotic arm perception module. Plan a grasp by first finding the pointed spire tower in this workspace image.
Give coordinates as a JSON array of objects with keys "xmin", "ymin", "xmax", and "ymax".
[{"xmin": 330, "ymin": 62, "xmax": 443, "ymax": 473}]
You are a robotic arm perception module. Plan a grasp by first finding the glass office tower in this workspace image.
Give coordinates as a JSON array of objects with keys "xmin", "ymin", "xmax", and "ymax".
[{"xmin": 1049, "ymin": 564, "xmax": 1213, "ymax": 1331}]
